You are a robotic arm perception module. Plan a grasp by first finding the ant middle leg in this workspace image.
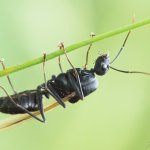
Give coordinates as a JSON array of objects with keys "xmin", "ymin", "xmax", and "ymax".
[
  {"xmin": 39, "ymin": 52, "xmax": 65, "ymax": 107},
  {"xmin": 58, "ymin": 42, "xmax": 84, "ymax": 100}
]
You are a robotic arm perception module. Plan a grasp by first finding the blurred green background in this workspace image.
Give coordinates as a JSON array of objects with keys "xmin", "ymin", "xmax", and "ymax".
[{"xmin": 0, "ymin": 0, "xmax": 150, "ymax": 150}]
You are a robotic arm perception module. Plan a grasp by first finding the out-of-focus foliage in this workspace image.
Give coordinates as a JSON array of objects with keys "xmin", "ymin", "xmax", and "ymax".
[{"xmin": 0, "ymin": 0, "xmax": 150, "ymax": 150}]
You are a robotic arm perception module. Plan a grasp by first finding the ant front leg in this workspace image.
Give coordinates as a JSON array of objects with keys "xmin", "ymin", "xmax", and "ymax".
[{"xmin": 66, "ymin": 70, "xmax": 84, "ymax": 100}]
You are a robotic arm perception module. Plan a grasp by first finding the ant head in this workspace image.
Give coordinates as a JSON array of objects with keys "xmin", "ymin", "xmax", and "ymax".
[{"xmin": 93, "ymin": 54, "xmax": 110, "ymax": 76}]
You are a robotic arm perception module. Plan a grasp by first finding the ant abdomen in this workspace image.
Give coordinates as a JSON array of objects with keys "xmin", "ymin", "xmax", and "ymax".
[{"xmin": 0, "ymin": 90, "xmax": 38, "ymax": 114}]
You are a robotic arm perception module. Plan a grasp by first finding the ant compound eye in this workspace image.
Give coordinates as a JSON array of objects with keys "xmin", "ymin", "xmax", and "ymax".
[
  {"xmin": 100, "ymin": 63, "xmax": 109, "ymax": 74},
  {"xmin": 101, "ymin": 63, "xmax": 107, "ymax": 71}
]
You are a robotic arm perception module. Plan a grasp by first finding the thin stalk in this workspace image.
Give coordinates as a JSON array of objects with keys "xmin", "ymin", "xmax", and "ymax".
[{"xmin": 0, "ymin": 18, "xmax": 150, "ymax": 77}]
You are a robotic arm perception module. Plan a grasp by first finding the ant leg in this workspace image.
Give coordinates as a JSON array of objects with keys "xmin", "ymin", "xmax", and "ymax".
[
  {"xmin": 58, "ymin": 42, "xmax": 84, "ymax": 100},
  {"xmin": 84, "ymin": 32, "xmax": 95, "ymax": 69},
  {"xmin": 66, "ymin": 71, "xmax": 83, "ymax": 99},
  {"xmin": 41, "ymin": 52, "xmax": 65, "ymax": 107},
  {"xmin": 0, "ymin": 59, "xmax": 46, "ymax": 122},
  {"xmin": 0, "ymin": 58, "xmax": 46, "ymax": 122},
  {"xmin": 36, "ymin": 87, "xmax": 46, "ymax": 122},
  {"xmin": 0, "ymin": 58, "xmax": 17, "ymax": 94},
  {"xmin": 0, "ymin": 85, "xmax": 45, "ymax": 122}
]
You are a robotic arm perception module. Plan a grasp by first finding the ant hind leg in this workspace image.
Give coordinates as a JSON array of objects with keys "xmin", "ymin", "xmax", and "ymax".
[{"xmin": 0, "ymin": 58, "xmax": 17, "ymax": 94}]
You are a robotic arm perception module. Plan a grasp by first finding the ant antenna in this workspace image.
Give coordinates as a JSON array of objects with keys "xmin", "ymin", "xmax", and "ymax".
[
  {"xmin": 109, "ymin": 16, "xmax": 150, "ymax": 76},
  {"xmin": 110, "ymin": 66, "xmax": 150, "ymax": 76},
  {"xmin": 110, "ymin": 15, "xmax": 135, "ymax": 64},
  {"xmin": 110, "ymin": 31, "xmax": 131, "ymax": 64},
  {"xmin": 84, "ymin": 32, "xmax": 95, "ymax": 69},
  {"xmin": 0, "ymin": 58, "xmax": 17, "ymax": 94}
]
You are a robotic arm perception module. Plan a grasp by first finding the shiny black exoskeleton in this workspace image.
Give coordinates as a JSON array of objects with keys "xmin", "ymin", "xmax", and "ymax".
[
  {"xmin": 0, "ymin": 54, "xmax": 110, "ymax": 123},
  {"xmin": 51, "ymin": 68, "xmax": 100, "ymax": 103}
]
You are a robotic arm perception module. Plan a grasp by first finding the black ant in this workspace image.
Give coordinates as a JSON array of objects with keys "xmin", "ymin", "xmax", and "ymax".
[{"xmin": 0, "ymin": 31, "xmax": 149, "ymax": 123}]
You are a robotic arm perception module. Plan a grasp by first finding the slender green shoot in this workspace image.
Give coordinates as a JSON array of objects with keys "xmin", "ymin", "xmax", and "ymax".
[{"xmin": 0, "ymin": 18, "xmax": 150, "ymax": 77}]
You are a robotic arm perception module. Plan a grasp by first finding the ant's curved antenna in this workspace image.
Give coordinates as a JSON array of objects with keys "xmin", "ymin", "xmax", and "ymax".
[
  {"xmin": 110, "ymin": 15, "xmax": 135, "ymax": 64},
  {"xmin": 110, "ymin": 31, "xmax": 131, "ymax": 64},
  {"xmin": 109, "ymin": 31, "xmax": 150, "ymax": 76},
  {"xmin": 110, "ymin": 66, "xmax": 150, "ymax": 76},
  {"xmin": 109, "ymin": 15, "xmax": 150, "ymax": 76}
]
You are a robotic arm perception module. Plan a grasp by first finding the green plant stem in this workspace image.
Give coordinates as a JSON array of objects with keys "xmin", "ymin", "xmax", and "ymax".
[{"xmin": 0, "ymin": 18, "xmax": 150, "ymax": 77}]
